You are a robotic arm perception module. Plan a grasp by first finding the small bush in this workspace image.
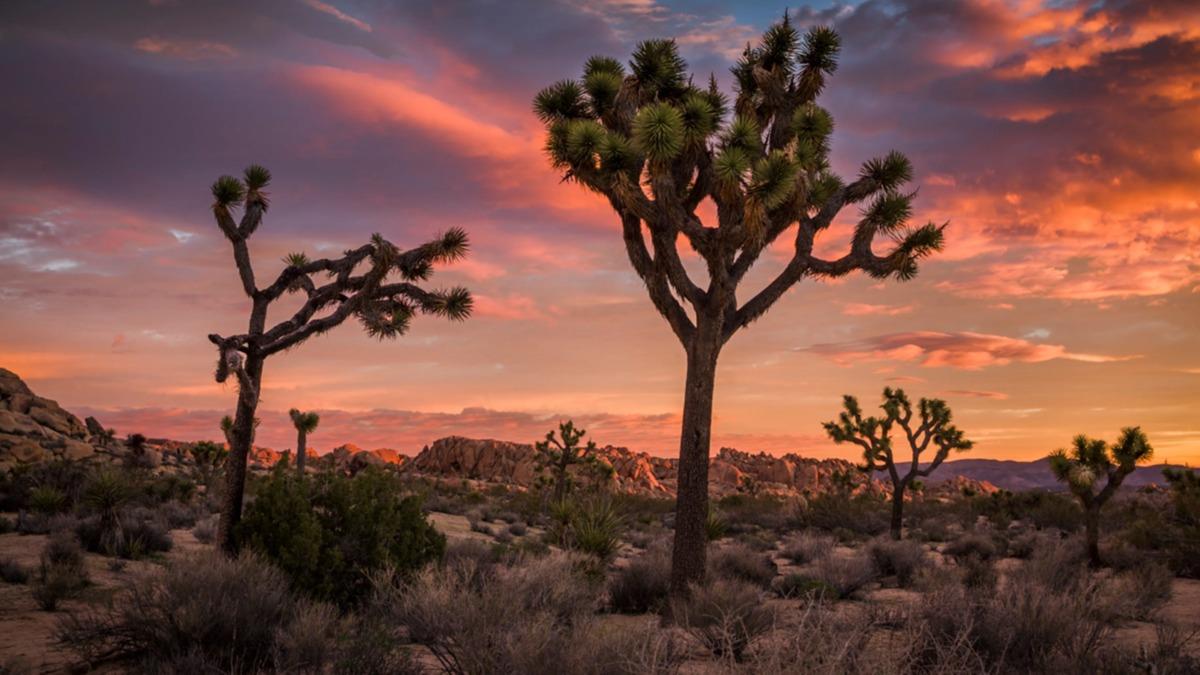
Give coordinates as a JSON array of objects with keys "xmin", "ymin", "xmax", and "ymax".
[
  {"xmin": 780, "ymin": 531, "xmax": 834, "ymax": 565},
  {"xmin": 507, "ymin": 521, "xmax": 528, "ymax": 537},
  {"xmin": 608, "ymin": 545, "xmax": 671, "ymax": 613},
  {"xmin": 192, "ymin": 516, "xmax": 217, "ymax": 544},
  {"xmin": 943, "ymin": 532, "xmax": 999, "ymax": 562},
  {"xmin": 0, "ymin": 557, "xmax": 29, "ymax": 584},
  {"xmin": 32, "ymin": 532, "xmax": 89, "ymax": 611},
  {"xmin": 810, "ymin": 552, "xmax": 876, "ymax": 599},
  {"xmin": 383, "ymin": 551, "xmax": 607, "ymax": 673},
  {"xmin": 706, "ymin": 507, "xmax": 728, "ymax": 541},
  {"xmin": 468, "ymin": 517, "xmax": 493, "ymax": 536},
  {"xmin": 772, "ymin": 573, "xmax": 837, "ymax": 600},
  {"xmin": 866, "ymin": 538, "xmax": 925, "ymax": 587},
  {"xmin": 57, "ymin": 553, "xmax": 334, "ymax": 672},
  {"xmin": 0, "ymin": 515, "xmax": 14, "ymax": 534},
  {"xmin": 159, "ymin": 500, "xmax": 198, "ymax": 529},
  {"xmin": 76, "ymin": 509, "xmax": 173, "ymax": 559},
  {"xmin": 794, "ymin": 493, "xmax": 888, "ymax": 540},
  {"xmin": 238, "ymin": 467, "xmax": 445, "ymax": 607},
  {"xmin": 1105, "ymin": 561, "xmax": 1174, "ymax": 621},
  {"xmin": 670, "ymin": 579, "xmax": 774, "ymax": 661},
  {"xmin": 28, "ymin": 486, "xmax": 68, "ymax": 515},
  {"xmin": 708, "ymin": 543, "xmax": 777, "ymax": 589},
  {"xmin": 568, "ymin": 497, "xmax": 624, "ymax": 559}
]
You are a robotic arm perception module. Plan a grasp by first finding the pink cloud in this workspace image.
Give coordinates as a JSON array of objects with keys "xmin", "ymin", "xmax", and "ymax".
[
  {"xmin": 945, "ymin": 389, "xmax": 1010, "ymax": 400},
  {"xmin": 801, "ymin": 331, "xmax": 1138, "ymax": 370},
  {"xmin": 842, "ymin": 303, "xmax": 915, "ymax": 317}
]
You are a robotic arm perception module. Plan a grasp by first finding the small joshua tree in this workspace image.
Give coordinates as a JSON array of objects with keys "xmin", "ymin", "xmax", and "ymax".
[
  {"xmin": 288, "ymin": 409, "xmax": 320, "ymax": 476},
  {"xmin": 824, "ymin": 388, "xmax": 972, "ymax": 540},
  {"xmin": 189, "ymin": 440, "xmax": 229, "ymax": 484},
  {"xmin": 1049, "ymin": 427, "xmax": 1152, "ymax": 566},
  {"xmin": 534, "ymin": 420, "xmax": 612, "ymax": 504},
  {"xmin": 207, "ymin": 165, "xmax": 472, "ymax": 554},
  {"xmin": 535, "ymin": 16, "xmax": 946, "ymax": 593}
]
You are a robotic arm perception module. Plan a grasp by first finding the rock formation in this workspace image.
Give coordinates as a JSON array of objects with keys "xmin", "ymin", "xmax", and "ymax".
[{"xmin": 0, "ymin": 368, "xmax": 97, "ymax": 472}]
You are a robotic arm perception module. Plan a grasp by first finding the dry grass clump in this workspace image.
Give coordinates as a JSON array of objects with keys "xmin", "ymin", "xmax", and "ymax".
[
  {"xmin": 384, "ymin": 551, "xmax": 654, "ymax": 674},
  {"xmin": 32, "ymin": 532, "xmax": 89, "ymax": 611},
  {"xmin": 608, "ymin": 544, "xmax": 671, "ymax": 614},
  {"xmin": 810, "ymin": 551, "xmax": 878, "ymax": 599},
  {"xmin": 708, "ymin": 542, "xmax": 778, "ymax": 589},
  {"xmin": 57, "ymin": 553, "xmax": 338, "ymax": 672},
  {"xmin": 670, "ymin": 579, "xmax": 775, "ymax": 662},
  {"xmin": 866, "ymin": 537, "xmax": 926, "ymax": 587},
  {"xmin": 780, "ymin": 531, "xmax": 835, "ymax": 565}
]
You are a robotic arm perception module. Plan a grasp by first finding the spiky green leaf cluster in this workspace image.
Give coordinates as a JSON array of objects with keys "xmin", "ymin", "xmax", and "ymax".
[
  {"xmin": 799, "ymin": 26, "xmax": 841, "ymax": 75},
  {"xmin": 748, "ymin": 151, "xmax": 799, "ymax": 210},
  {"xmin": 633, "ymin": 102, "xmax": 684, "ymax": 162},
  {"xmin": 211, "ymin": 175, "xmax": 245, "ymax": 208},
  {"xmin": 244, "ymin": 164, "xmax": 271, "ymax": 191},
  {"xmin": 566, "ymin": 119, "xmax": 607, "ymax": 166},
  {"xmin": 534, "ymin": 80, "xmax": 588, "ymax": 123},
  {"xmin": 679, "ymin": 93, "xmax": 717, "ymax": 146},
  {"xmin": 630, "ymin": 39, "xmax": 686, "ymax": 99},
  {"xmin": 861, "ymin": 151, "xmax": 913, "ymax": 191},
  {"xmin": 723, "ymin": 115, "xmax": 761, "ymax": 154}
]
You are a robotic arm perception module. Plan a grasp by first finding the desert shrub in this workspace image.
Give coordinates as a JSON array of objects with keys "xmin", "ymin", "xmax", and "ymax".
[
  {"xmin": 271, "ymin": 601, "xmax": 341, "ymax": 673},
  {"xmin": 809, "ymin": 552, "xmax": 877, "ymax": 599},
  {"xmin": 159, "ymin": 500, "xmax": 198, "ymax": 529},
  {"xmin": 0, "ymin": 557, "xmax": 28, "ymax": 584},
  {"xmin": 706, "ymin": 507, "xmax": 728, "ymax": 541},
  {"xmin": 670, "ymin": 579, "xmax": 774, "ymax": 661},
  {"xmin": 384, "ymin": 551, "xmax": 617, "ymax": 674},
  {"xmin": 608, "ymin": 545, "xmax": 671, "ymax": 613},
  {"xmin": 708, "ymin": 543, "xmax": 777, "ymax": 589},
  {"xmin": 780, "ymin": 531, "xmax": 834, "ymax": 565},
  {"xmin": 1018, "ymin": 536, "xmax": 1089, "ymax": 591},
  {"xmin": 80, "ymin": 469, "xmax": 132, "ymax": 517},
  {"xmin": 494, "ymin": 530, "xmax": 514, "ymax": 544},
  {"xmin": 238, "ymin": 467, "xmax": 445, "ymax": 607},
  {"xmin": 1103, "ymin": 561, "xmax": 1174, "ymax": 621},
  {"xmin": 771, "ymin": 574, "xmax": 837, "ymax": 601},
  {"xmin": 75, "ymin": 509, "xmax": 172, "ymax": 559},
  {"xmin": 191, "ymin": 516, "xmax": 217, "ymax": 544},
  {"xmin": 794, "ymin": 493, "xmax": 888, "ymax": 541},
  {"xmin": 867, "ymin": 538, "xmax": 925, "ymax": 587},
  {"xmin": 1007, "ymin": 530, "xmax": 1043, "ymax": 559},
  {"xmin": 0, "ymin": 515, "xmax": 12, "ymax": 534},
  {"xmin": 507, "ymin": 521, "xmax": 528, "ymax": 536},
  {"xmin": 734, "ymin": 528, "xmax": 778, "ymax": 552},
  {"xmin": 32, "ymin": 532, "xmax": 89, "ymax": 611},
  {"xmin": 943, "ymin": 532, "xmax": 999, "ymax": 561},
  {"xmin": 568, "ymin": 496, "xmax": 624, "ymax": 559},
  {"xmin": 468, "ymin": 517, "xmax": 493, "ymax": 536},
  {"xmin": 716, "ymin": 493, "xmax": 790, "ymax": 532},
  {"xmin": 745, "ymin": 601, "xmax": 881, "ymax": 674},
  {"xmin": 28, "ymin": 486, "xmax": 68, "ymax": 515},
  {"xmin": 0, "ymin": 461, "xmax": 92, "ymax": 512},
  {"xmin": 57, "ymin": 553, "xmax": 339, "ymax": 672},
  {"xmin": 1026, "ymin": 491, "xmax": 1085, "ymax": 531}
]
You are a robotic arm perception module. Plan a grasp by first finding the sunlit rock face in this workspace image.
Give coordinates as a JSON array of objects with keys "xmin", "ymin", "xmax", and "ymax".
[{"xmin": 0, "ymin": 368, "xmax": 96, "ymax": 472}]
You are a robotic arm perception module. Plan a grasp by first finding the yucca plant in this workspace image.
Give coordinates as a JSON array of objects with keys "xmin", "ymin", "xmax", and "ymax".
[
  {"xmin": 207, "ymin": 165, "xmax": 473, "ymax": 554},
  {"xmin": 1049, "ymin": 427, "xmax": 1153, "ymax": 566},
  {"xmin": 535, "ymin": 14, "xmax": 947, "ymax": 594},
  {"xmin": 288, "ymin": 409, "xmax": 320, "ymax": 477},
  {"xmin": 823, "ymin": 387, "xmax": 973, "ymax": 540},
  {"xmin": 568, "ymin": 496, "xmax": 624, "ymax": 560}
]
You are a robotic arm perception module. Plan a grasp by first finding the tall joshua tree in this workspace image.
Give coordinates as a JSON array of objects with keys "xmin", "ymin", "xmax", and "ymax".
[
  {"xmin": 208, "ymin": 165, "xmax": 472, "ymax": 554},
  {"xmin": 534, "ymin": 420, "xmax": 613, "ymax": 503},
  {"xmin": 534, "ymin": 16, "xmax": 946, "ymax": 592},
  {"xmin": 1049, "ymin": 427, "xmax": 1152, "ymax": 567},
  {"xmin": 289, "ymin": 409, "xmax": 320, "ymax": 476},
  {"xmin": 824, "ymin": 388, "xmax": 972, "ymax": 540}
]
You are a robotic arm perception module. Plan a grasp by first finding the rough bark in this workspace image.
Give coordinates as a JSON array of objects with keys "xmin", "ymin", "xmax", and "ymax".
[
  {"xmin": 296, "ymin": 430, "xmax": 307, "ymax": 476},
  {"xmin": 890, "ymin": 483, "xmax": 906, "ymax": 540},
  {"xmin": 217, "ymin": 355, "xmax": 262, "ymax": 555},
  {"xmin": 1085, "ymin": 504, "xmax": 1101, "ymax": 567},
  {"xmin": 669, "ymin": 317, "xmax": 721, "ymax": 595}
]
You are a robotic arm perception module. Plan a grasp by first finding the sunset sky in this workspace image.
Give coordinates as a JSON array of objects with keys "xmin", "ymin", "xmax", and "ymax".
[{"xmin": 1, "ymin": 0, "xmax": 1198, "ymax": 463}]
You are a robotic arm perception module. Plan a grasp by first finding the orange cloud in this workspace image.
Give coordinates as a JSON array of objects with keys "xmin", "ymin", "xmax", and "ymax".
[
  {"xmin": 801, "ymin": 331, "xmax": 1138, "ymax": 370},
  {"xmin": 842, "ymin": 303, "xmax": 915, "ymax": 317}
]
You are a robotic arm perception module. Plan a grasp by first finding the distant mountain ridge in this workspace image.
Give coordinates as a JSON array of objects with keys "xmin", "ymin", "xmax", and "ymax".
[{"xmin": 883, "ymin": 457, "xmax": 1197, "ymax": 492}]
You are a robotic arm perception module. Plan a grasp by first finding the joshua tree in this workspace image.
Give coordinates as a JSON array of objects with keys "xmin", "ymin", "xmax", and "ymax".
[
  {"xmin": 824, "ymin": 388, "xmax": 972, "ymax": 540},
  {"xmin": 289, "ymin": 409, "xmax": 320, "ymax": 476},
  {"xmin": 1049, "ymin": 427, "xmax": 1152, "ymax": 566},
  {"xmin": 189, "ymin": 440, "xmax": 228, "ymax": 485},
  {"xmin": 207, "ymin": 165, "xmax": 473, "ymax": 554},
  {"xmin": 535, "ymin": 17, "xmax": 946, "ymax": 591},
  {"xmin": 534, "ymin": 420, "xmax": 613, "ymax": 503}
]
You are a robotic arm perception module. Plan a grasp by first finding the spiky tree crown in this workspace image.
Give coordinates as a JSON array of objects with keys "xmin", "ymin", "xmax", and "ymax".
[
  {"xmin": 289, "ymin": 408, "xmax": 320, "ymax": 434},
  {"xmin": 1049, "ymin": 427, "xmax": 1152, "ymax": 499},
  {"xmin": 208, "ymin": 166, "xmax": 473, "ymax": 390},
  {"xmin": 823, "ymin": 387, "xmax": 972, "ymax": 484},
  {"xmin": 534, "ymin": 15, "xmax": 945, "ymax": 345}
]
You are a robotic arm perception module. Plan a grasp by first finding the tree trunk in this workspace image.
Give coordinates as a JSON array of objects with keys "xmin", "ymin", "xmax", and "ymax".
[
  {"xmin": 669, "ymin": 321, "xmax": 721, "ymax": 597},
  {"xmin": 217, "ymin": 356, "xmax": 263, "ymax": 555},
  {"xmin": 890, "ymin": 482, "xmax": 905, "ymax": 540},
  {"xmin": 296, "ymin": 430, "xmax": 307, "ymax": 476},
  {"xmin": 1085, "ymin": 505, "xmax": 1101, "ymax": 567}
]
